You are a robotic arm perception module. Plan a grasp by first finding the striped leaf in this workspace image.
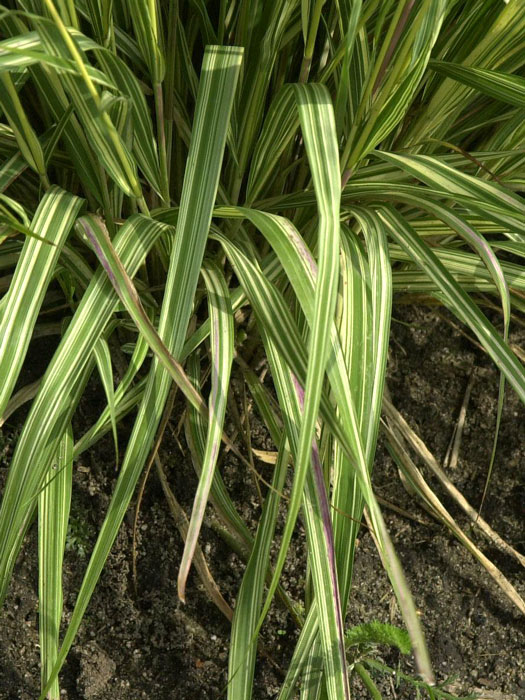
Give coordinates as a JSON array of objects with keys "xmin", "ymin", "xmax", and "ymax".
[
  {"xmin": 38, "ymin": 426, "xmax": 73, "ymax": 700},
  {"xmin": 178, "ymin": 260, "xmax": 234, "ymax": 600},
  {"xmin": 0, "ymin": 150, "xmax": 27, "ymax": 192},
  {"xmin": 84, "ymin": 0, "xmax": 114, "ymax": 47},
  {"xmin": 430, "ymin": 60, "xmax": 525, "ymax": 108},
  {"xmin": 246, "ymin": 85, "xmax": 299, "ymax": 204},
  {"xmin": 0, "ymin": 44, "xmax": 118, "ymax": 89},
  {"xmin": 125, "ymin": 0, "xmax": 165, "ymax": 84},
  {"xmin": 93, "ymin": 337, "xmax": 119, "ymax": 467},
  {"xmin": 374, "ymin": 151, "xmax": 525, "ymax": 239},
  {"xmin": 216, "ymin": 210, "xmax": 432, "ymax": 685},
  {"xmin": 227, "ymin": 438, "xmax": 290, "ymax": 699},
  {"xmin": 78, "ymin": 214, "xmax": 204, "ymax": 412},
  {"xmin": 0, "ymin": 71, "xmax": 48, "ymax": 184},
  {"xmin": 185, "ymin": 352, "xmax": 254, "ymax": 552},
  {"xmin": 0, "ymin": 187, "xmax": 83, "ymax": 417}
]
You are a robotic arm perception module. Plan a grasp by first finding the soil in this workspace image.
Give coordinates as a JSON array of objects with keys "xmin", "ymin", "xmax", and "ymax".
[{"xmin": 0, "ymin": 305, "xmax": 524, "ymax": 699}]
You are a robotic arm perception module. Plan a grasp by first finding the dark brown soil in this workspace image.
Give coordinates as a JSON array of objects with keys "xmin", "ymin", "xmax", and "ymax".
[{"xmin": 0, "ymin": 305, "xmax": 524, "ymax": 699}]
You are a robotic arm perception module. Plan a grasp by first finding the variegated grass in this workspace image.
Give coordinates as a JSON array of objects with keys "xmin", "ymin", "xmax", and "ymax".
[{"xmin": 0, "ymin": 1, "xmax": 524, "ymax": 698}]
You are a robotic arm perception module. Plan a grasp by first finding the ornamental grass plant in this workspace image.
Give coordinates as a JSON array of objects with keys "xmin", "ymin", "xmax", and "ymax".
[{"xmin": 0, "ymin": 0, "xmax": 524, "ymax": 697}]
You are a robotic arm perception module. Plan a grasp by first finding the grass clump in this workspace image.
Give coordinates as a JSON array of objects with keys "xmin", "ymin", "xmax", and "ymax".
[{"xmin": 0, "ymin": 0, "xmax": 524, "ymax": 697}]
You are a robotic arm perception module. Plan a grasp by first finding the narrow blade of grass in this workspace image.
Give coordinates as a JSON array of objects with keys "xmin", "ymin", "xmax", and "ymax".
[
  {"xmin": 227, "ymin": 439, "xmax": 290, "ymax": 699},
  {"xmin": 375, "ymin": 150, "xmax": 525, "ymax": 240},
  {"xmin": 38, "ymin": 426, "xmax": 73, "ymax": 700},
  {"xmin": 245, "ymin": 85, "xmax": 298, "ymax": 204},
  {"xmin": 78, "ymin": 214, "xmax": 205, "ymax": 412},
  {"xmin": 0, "ymin": 187, "xmax": 83, "ymax": 417},
  {"xmin": 0, "ymin": 71, "xmax": 48, "ymax": 185},
  {"xmin": 178, "ymin": 260, "xmax": 234, "ymax": 601},
  {"xmin": 429, "ymin": 60, "xmax": 525, "ymax": 108},
  {"xmin": 93, "ymin": 337, "xmax": 119, "ymax": 467}
]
